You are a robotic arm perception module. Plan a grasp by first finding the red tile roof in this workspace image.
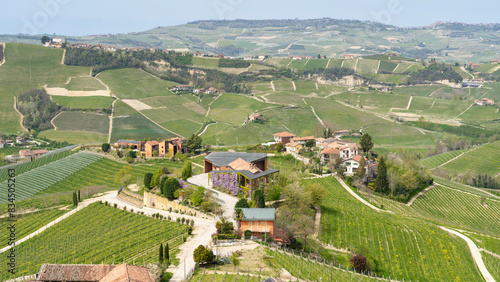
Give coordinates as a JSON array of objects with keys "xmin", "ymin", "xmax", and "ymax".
[
  {"xmin": 321, "ymin": 148, "xmax": 340, "ymax": 155},
  {"xmin": 273, "ymin": 131, "xmax": 296, "ymax": 137},
  {"xmin": 291, "ymin": 136, "xmax": 315, "ymax": 142},
  {"xmin": 146, "ymin": 141, "xmax": 159, "ymax": 146},
  {"xmin": 36, "ymin": 264, "xmax": 154, "ymax": 282},
  {"xmin": 286, "ymin": 141, "xmax": 301, "ymax": 148}
]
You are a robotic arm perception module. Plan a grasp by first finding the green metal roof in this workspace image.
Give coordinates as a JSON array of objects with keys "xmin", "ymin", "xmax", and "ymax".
[{"xmin": 239, "ymin": 208, "xmax": 275, "ymax": 221}]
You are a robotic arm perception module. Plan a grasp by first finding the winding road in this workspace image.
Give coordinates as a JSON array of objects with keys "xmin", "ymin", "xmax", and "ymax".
[{"xmin": 440, "ymin": 227, "xmax": 495, "ymax": 282}]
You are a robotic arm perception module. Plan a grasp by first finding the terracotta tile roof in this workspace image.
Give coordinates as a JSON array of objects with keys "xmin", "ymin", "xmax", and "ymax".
[
  {"xmin": 100, "ymin": 264, "xmax": 155, "ymax": 282},
  {"xmin": 273, "ymin": 131, "xmax": 296, "ymax": 137},
  {"xmin": 36, "ymin": 264, "xmax": 154, "ymax": 282},
  {"xmin": 286, "ymin": 141, "xmax": 301, "ymax": 147},
  {"xmin": 350, "ymin": 155, "xmax": 367, "ymax": 163},
  {"xmin": 19, "ymin": 149, "xmax": 49, "ymax": 157},
  {"xmin": 228, "ymin": 158, "xmax": 262, "ymax": 174},
  {"xmin": 146, "ymin": 141, "xmax": 159, "ymax": 146},
  {"xmin": 321, "ymin": 148, "xmax": 340, "ymax": 155},
  {"xmin": 291, "ymin": 136, "xmax": 315, "ymax": 142}
]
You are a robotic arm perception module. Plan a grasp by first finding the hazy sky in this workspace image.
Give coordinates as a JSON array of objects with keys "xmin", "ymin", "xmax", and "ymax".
[{"xmin": 2, "ymin": 0, "xmax": 499, "ymax": 35}]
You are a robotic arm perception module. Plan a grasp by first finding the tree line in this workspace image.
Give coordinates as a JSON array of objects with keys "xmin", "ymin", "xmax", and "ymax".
[
  {"xmin": 64, "ymin": 47, "xmax": 193, "ymax": 76},
  {"xmin": 0, "ymin": 44, "xmax": 3, "ymax": 62},
  {"xmin": 218, "ymin": 58, "xmax": 250, "ymax": 68},
  {"xmin": 407, "ymin": 63, "xmax": 463, "ymax": 85}
]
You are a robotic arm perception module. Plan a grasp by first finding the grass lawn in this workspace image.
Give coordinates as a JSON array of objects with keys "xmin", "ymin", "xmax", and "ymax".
[
  {"xmin": 53, "ymin": 111, "xmax": 110, "ymax": 134},
  {"xmin": 39, "ymin": 130, "xmax": 107, "ymax": 144},
  {"xmin": 52, "ymin": 96, "xmax": 114, "ymax": 110},
  {"xmin": 97, "ymin": 68, "xmax": 177, "ymax": 99},
  {"xmin": 0, "ymin": 43, "xmax": 90, "ymax": 133}
]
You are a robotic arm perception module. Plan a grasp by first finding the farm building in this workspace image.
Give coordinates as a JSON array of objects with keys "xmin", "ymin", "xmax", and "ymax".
[
  {"xmin": 35, "ymin": 263, "xmax": 155, "ymax": 281},
  {"xmin": 113, "ymin": 139, "xmax": 142, "ymax": 149},
  {"xmin": 249, "ymin": 113, "xmax": 264, "ymax": 122},
  {"xmin": 236, "ymin": 208, "xmax": 275, "ymax": 238},
  {"xmin": 273, "ymin": 131, "xmax": 296, "ymax": 145},
  {"xmin": 19, "ymin": 149, "xmax": 49, "ymax": 158},
  {"xmin": 333, "ymin": 130, "xmax": 350, "ymax": 138},
  {"xmin": 204, "ymin": 152, "xmax": 278, "ymax": 195},
  {"xmin": 172, "ymin": 85, "xmax": 191, "ymax": 91},
  {"xmin": 474, "ymin": 98, "xmax": 495, "ymax": 106},
  {"xmin": 0, "ymin": 138, "xmax": 5, "ymax": 148},
  {"xmin": 15, "ymin": 136, "xmax": 26, "ymax": 144},
  {"xmin": 140, "ymin": 137, "xmax": 186, "ymax": 158}
]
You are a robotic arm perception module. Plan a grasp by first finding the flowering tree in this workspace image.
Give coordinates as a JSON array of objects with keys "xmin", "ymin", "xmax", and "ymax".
[{"xmin": 211, "ymin": 172, "xmax": 241, "ymax": 196}]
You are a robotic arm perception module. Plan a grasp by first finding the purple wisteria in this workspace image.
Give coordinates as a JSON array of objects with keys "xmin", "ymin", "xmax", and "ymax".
[{"xmin": 211, "ymin": 172, "xmax": 241, "ymax": 196}]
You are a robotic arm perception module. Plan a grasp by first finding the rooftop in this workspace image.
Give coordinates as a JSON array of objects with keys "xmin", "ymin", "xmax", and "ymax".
[
  {"xmin": 36, "ymin": 263, "xmax": 155, "ymax": 282},
  {"xmin": 273, "ymin": 131, "xmax": 296, "ymax": 138},
  {"xmin": 239, "ymin": 208, "xmax": 275, "ymax": 221},
  {"xmin": 205, "ymin": 152, "xmax": 267, "ymax": 167},
  {"xmin": 115, "ymin": 139, "xmax": 141, "ymax": 144}
]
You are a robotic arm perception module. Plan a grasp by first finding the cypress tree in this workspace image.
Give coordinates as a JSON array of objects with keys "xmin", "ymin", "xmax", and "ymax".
[
  {"xmin": 165, "ymin": 243, "xmax": 169, "ymax": 262},
  {"xmin": 77, "ymin": 190, "xmax": 81, "ymax": 202},
  {"xmin": 159, "ymin": 243, "xmax": 164, "ymax": 263},
  {"xmin": 374, "ymin": 157, "xmax": 389, "ymax": 193},
  {"xmin": 72, "ymin": 192, "xmax": 78, "ymax": 206}
]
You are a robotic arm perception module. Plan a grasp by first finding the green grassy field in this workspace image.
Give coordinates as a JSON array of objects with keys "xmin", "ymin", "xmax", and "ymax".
[
  {"xmin": 0, "ymin": 43, "xmax": 89, "ymax": 133},
  {"xmin": 207, "ymin": 94, "xmax": 271, "ymax": 125},
  {"xmin": 0, "ymin": 203, "xmax": 188, "ymax": 280},
  {"xmin": 97, "ymin": 68, "xmax": 177, "ymax": 99},
  {"xmin": 111, "ymin": 114, "xmax": 177, "ymax": 142},
  {"xmin": 201, "ymin": 107, "xmax": 317, "ymax": 145},
  {"xmin": 420, "ymin": 149, "xmax": 467, "ymax": 169},
  {"xmin": 0, "ymin": 152, "xmax": 102, "ymax": 202},
  {"xmin": 113, "ymin": 99, "xmax": 139, "ymax": 116},
  {"xmin": 52, "ymin": 96, "xmax": 114, "ymax": 110},
  {"xmin": 356, "ymin": 59, "xmax": 379, "ymax": 74},
  {"xmin": 38, "ymin": 157, "xmax": 185, "ymax": 195},
  {"xmin": 378, "ymin": 61, "xmax": 398, "ymax": 72},
  {"xmin": 39, "ymin": 130, "xmax": 108, "ymax": 144},
  {"xmin": 53, "ymin": 111, "xmax": 110, "ymax": 135},
  {"xmin": 48, "ymin": 76, "xmax": 107, "ymax": 91},
  {"xmin": 309, "ymin": 176, "xmax": 482, "ymax": 281},
  {"xmin": 440, "ymin": 141, "xmax": 500, "ymax": 174}
]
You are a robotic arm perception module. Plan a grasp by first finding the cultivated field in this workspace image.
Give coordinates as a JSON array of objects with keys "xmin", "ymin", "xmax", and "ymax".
[
  {"xmin": 52, "ymin": 111, "xmax": 110, "ymax": 135},
  {"xmin": 52, "ymin": 96, "xmax": 114, "ymax": 110},
  {"xmin": 440, "ymin": 141, "xmax": 500, "ymax": 174},
  {"xmin": 98, "ymin": 68, "xmax": 177, "ymax": 99},
  {"xmin": 0, "ymin": 43, "xmax": 89, "ymax": 133},
  {"xmin": 0, "ymin": 152, "xmax": 102, "ymax": 202},
  {"xmin": 310, "ymin": 177, "xmax": 482, "ymax": 281},
  {"xmin": 0, "ymin": 203, "xmax": 188, "ymax": 280}
]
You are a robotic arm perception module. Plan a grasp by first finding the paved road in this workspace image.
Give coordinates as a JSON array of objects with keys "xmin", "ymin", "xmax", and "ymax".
[
  {"xmin": 188, "ymin": 173, "xmax": 239, "ymax": 221},
  {"xmin": 440, "ymin": 227, "xmax": 495, "ymax": 282}
]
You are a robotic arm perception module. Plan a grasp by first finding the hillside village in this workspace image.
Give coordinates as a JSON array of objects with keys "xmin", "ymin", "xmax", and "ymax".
[{"xmin": 2, "ymin": 17, "xmax": 500, "ymax": 282}]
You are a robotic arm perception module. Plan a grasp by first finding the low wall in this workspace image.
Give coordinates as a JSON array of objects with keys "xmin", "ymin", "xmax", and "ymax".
[{"xmin": 143, "ymin": 191, "xmax": 199, "ymax": 215}]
